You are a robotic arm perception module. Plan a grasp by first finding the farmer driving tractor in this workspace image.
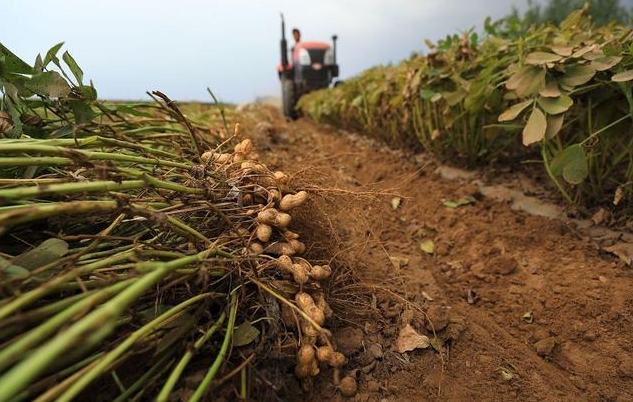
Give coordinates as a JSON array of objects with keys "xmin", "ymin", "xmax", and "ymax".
[{"xmin": 278, "ymin": 15, "xmax": 339, "ymax": 119}]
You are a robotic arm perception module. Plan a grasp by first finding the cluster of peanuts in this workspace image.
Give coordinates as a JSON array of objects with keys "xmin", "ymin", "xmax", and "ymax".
[{"xmin": 201, "ymin": 134, "xmax": 356, "ymax": 396}]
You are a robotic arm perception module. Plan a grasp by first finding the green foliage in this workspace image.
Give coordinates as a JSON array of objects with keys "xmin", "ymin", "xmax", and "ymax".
[
  {"xmin": 523, "ymin": 0, "xmax": 631, "ymax": 27},
  {"xmin": 0, "ymin": 42, "xmax": 99, "ymax": 139},
  {"xmin": 298, "ymin": 7, "xmax": 633, "ymax": 217}
]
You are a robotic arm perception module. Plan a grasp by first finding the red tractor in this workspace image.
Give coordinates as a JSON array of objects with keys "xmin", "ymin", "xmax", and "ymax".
[{"xmin": 277, "ymin": 14, "xmax": 339, "ymax": 119}]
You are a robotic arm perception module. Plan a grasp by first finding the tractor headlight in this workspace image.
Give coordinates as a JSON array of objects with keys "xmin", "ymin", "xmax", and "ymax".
[
  {"xmin": 298, "ymin": 48, "xmax": 311, "ymax": 65},
  {"xmin": 324, "ymin": 48, "xmax": 334, "ymax": 65}
]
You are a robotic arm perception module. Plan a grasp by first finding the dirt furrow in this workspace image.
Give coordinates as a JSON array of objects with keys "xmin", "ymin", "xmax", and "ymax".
[{"xmin": 247, "ymin": 106, "xmax": 633, "ymax": 401}]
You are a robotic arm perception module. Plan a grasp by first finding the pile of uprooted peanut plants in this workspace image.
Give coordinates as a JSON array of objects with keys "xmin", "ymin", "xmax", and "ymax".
[{"xmin": 0, "ymin": 43, "xmax": 356, "ymax": 401}]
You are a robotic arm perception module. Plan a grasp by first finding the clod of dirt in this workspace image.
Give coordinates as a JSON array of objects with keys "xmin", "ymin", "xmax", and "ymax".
[
  {"xmin": 617, "ymin": 357, "xmax": 633, "ymax": 379},
  {"xmin": 335, "ymin": 327, "xmax": 365, "ymax": 356},
  {"xmin": 368, "ymin": 343, "xmax": 384, "ymax": 360},
  {"xmin": 424, "ymin": 305, "xmax": 452, "ymax": 331},
  {"xmin": 339, "ymin": 375, "xmax": 358, "ymax": 397},
  {"xmin": 534, "ymin": 337, "xmax": 557, "ymax": 357},
  {"xmin": 583, "ymin": 330, "xmax": 597, "ymax": 342},
  {"xmin": 485, "ymin": 255, "xmax": 519, "ymax": 275}
]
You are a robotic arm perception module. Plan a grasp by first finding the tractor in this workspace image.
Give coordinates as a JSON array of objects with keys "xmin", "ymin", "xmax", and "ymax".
[{"xmin": 277, "ymin": 14, "xmax": 339, "ymax": 119}]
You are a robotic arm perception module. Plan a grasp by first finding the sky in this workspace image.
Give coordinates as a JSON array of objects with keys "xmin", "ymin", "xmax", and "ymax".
[{"xmin": 0, "ymin": 0, "xmax": 618, "ymax": 103}]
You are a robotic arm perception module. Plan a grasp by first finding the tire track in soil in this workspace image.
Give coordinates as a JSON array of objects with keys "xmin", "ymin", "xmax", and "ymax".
[{"xmin": 246, "ymin": 106, "xmax": 633, "ymax": 402}]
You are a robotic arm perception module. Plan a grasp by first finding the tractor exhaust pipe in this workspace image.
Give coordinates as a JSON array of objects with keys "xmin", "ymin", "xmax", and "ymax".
[
  {"xmin": 332, "ymin": 34, "xmax": 338, "ymax": 66},
  {"xmin": 280, "ymin": 13, "xmax": 288, "ymax": 68}
]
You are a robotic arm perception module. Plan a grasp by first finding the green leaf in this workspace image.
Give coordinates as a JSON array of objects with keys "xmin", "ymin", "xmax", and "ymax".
[
  {"xmin": 498, "ymin": 99, "xmax": 532, "ymax": 122},
  {"xmin": 561, "ymin": 8, "xmax": 585, "ymax": 31},
  {"xmin": 351, "ymin": 95, "xmax": 363, "ymax": 107},
  {"xmin": 25, "ymin": 71, "xmax": 71, "ymax": 98},
  {"xmin": 591, "ymin": 56, "xmax": 622, "ymax": 71},
  {"xmin": 0, "ymin": 42, "xmax": 34, "ymax": 78},
  {"xmin": 11, "ymin": 238, "xmax": 69, "ymax": 271},
  {"xmin": 0, "ymin": 257, "xmax": 29, "ymax": 278},
  {"xmin": 522, "ymin": 107, "xmax": 546, "ymax": 146},
  {"xmin": 612, "ymin": 69, "xmax": 633, "ymax": 82},
  {"xmin": 420, "ymin": 89, "xmax": 437, "ymax": 100},
  {"xmin": 546, "ymin": 113, "xmax": 564, "ymax": 138},
  {"xmin": 549, "ymin": 144, "xmax": 588, "ymax": 185},
  {"xmin": 34, "ymin": 54, "xmax": 44, "ymax": 73},
  {"xmin": 43, "ymin": 42, "xmax": 64, "ymax": 66},
  {"xmin": 420, "ymin": 239, "xmax": 436, "ymax": 254},
  {"xmin": 525, "ymin": 52, "xmax": 563, "ymax": 65},
  {"xmin": 233, "ymin": 321, "xmax": 260, "ymax": 347},
  {"xmin": 112, "ymin": 104, "xmax": 153, "ymax": 118},
  {"xmin": 506, "ymin": 65, "xmax": 545, "ymax": 98},
  {"xmin": 443, "ymin": 88, "xmax": 466, "ymax": 106},
  {"xmin": 155, "ymin": 313, "xmax": 196, "ymax": 354},
  {"xmin": 560, "ymin": 65, "xmax": 595, "ymax": 87},
  {"xmin": 77, "ymin": 84, "xmax": 98, "ymax": 101},
  {"xmin": 537, "ymin": 95, "xmax": 573, "ymax": 115},
  {"xmin": 69, "ymin": 100, "xmax": 95, "ymax": 124},
  {"xmin": 62, "ymin": 51, "xmax": 84, "ymax": 85},
  {"xmin": 539, "ymin": 81, "xmax": 561, "ymax": 98}
]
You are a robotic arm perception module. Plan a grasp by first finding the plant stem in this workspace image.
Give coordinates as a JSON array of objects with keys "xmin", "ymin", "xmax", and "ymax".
[
  {"xmin": 0, "ymin": 144, "xmax": 192, "ymax": 169},
  {"xmin": 156, "ymin": 309, "xmax": 228, "ymax": 402},
  {"xmin": 0, "ymin": 176, "xmax": 205, "ymax": 200},
  {"xmin": 111, "ymin": 350, "xmax": 176, "ymax": 402},
  {"xmin": 188, "ymin": 290, "xmax": 238, "ymax": 402},
  {"xmin": 0, "ymin": 249, "xmax": 216, "ymax": 402},
  {"xmin": 541, "ymin": 147, "xmax": 574, "ymax": 206},
  {"xmin": 0, "ymin": 200, "xmax": 119, "ymax": 232},
  {"xmin": 56, "ymin": 291, "xmax": 217, "ymax": 402},
  {"xmin": 0, "ymin": 279, "xmax": 134, "ymax": 372}
]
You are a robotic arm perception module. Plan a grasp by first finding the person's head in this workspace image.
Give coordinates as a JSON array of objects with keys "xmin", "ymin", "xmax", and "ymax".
[{"xmin": 292, "ymin": 28, "xmax": 301, "ymax": 43}]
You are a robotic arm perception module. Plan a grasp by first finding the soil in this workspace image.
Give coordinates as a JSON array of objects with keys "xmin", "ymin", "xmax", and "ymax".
[{"xmin": 242, "ymin": 105, "xmax": 633, "ymax": 402}]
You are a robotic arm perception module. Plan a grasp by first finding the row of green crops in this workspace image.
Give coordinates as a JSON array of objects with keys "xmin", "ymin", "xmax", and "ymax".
[
  {"xmin": 0, "ymin": 42, "xmax": 332, "ymax": 401},
  {"xmin": 298, "ymin": 8, "xmax": 633, "ymax": 216}
]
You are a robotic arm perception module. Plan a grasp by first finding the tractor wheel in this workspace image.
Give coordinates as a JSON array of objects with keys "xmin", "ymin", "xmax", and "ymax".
[{"xmin": 281, "ymin": 79, "xmax": 297, "ymax": 119}]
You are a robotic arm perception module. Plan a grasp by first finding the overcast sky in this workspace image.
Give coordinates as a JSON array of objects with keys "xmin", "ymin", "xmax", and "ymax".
[{"xmin": 0, "ymin": 1, "xmax": 621, "ymax": 103}]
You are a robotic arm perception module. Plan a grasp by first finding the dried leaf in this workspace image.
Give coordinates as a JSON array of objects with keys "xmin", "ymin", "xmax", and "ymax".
[
  {"xmin": 420, "ymin": 239, "xmax": 436, "ymax": 254},
  {"xmin": 506, "ymin": 65, "xmax": 545, "ymax": 98},
  {"xmin": 560, "ymin": 65, "xmax": 596, "ymax": 87},
  {"xmin": 389, "ymin": 256, "xmax": 410, "ymax": 270},
  {"xmin": 546, "ymin": 113, "xmax": 564, "ymax": 138},
  {"xmin": 614, "ymin": 186, "xmax": 624, "ymax": 206},
  {"xmin": 571, "ymin": 44, "xmax": 596, "ymax": 59},
  {"xmin": 522, "ymin": 107, "xmax": 547, "ymax": 146},
  {"xmin": 498, "ymin": 99, "xmax": 532, "ymax": 122},
  {"xmin": 391, "ymin": 197, "xmax": 402, "ymax": 210},
  {"xmin": 522, "ymin": 311, "xmax": 534, "ymax": 324},
  {"xmin": 395, "ymin": 324, "xmax": 430, "ymax": 353},
  {"xmin": 499, "ymin": 367, "xmax": 514, "ymax": 381},
  {"xmin": 612, "ymin": 69, "xmax": 633, "ymax": 82},
  {"xmin": 590, "ymin": 56, "xmax": 622, "ymax": 71},
  {"xmin": 233, "ymin": 321, "xmax": 260, "ymax": 347},
  {"xmin": 525, "ymin": 52, "xmax": 563, "ymax": 65},
  {"xmin": 442, "ymin": 195, "xmax": 476, "ymax": 208},
  {"xmin": 539, "ymin": 81, "xmax": 561, "ymax": 98},
  {"xmin": 549, "ymin": 45, "xmax": 573, "ymax": 56},
  {"xmin": 603, "ymin": 243, "xmax": 633, "ymax": 265}
]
